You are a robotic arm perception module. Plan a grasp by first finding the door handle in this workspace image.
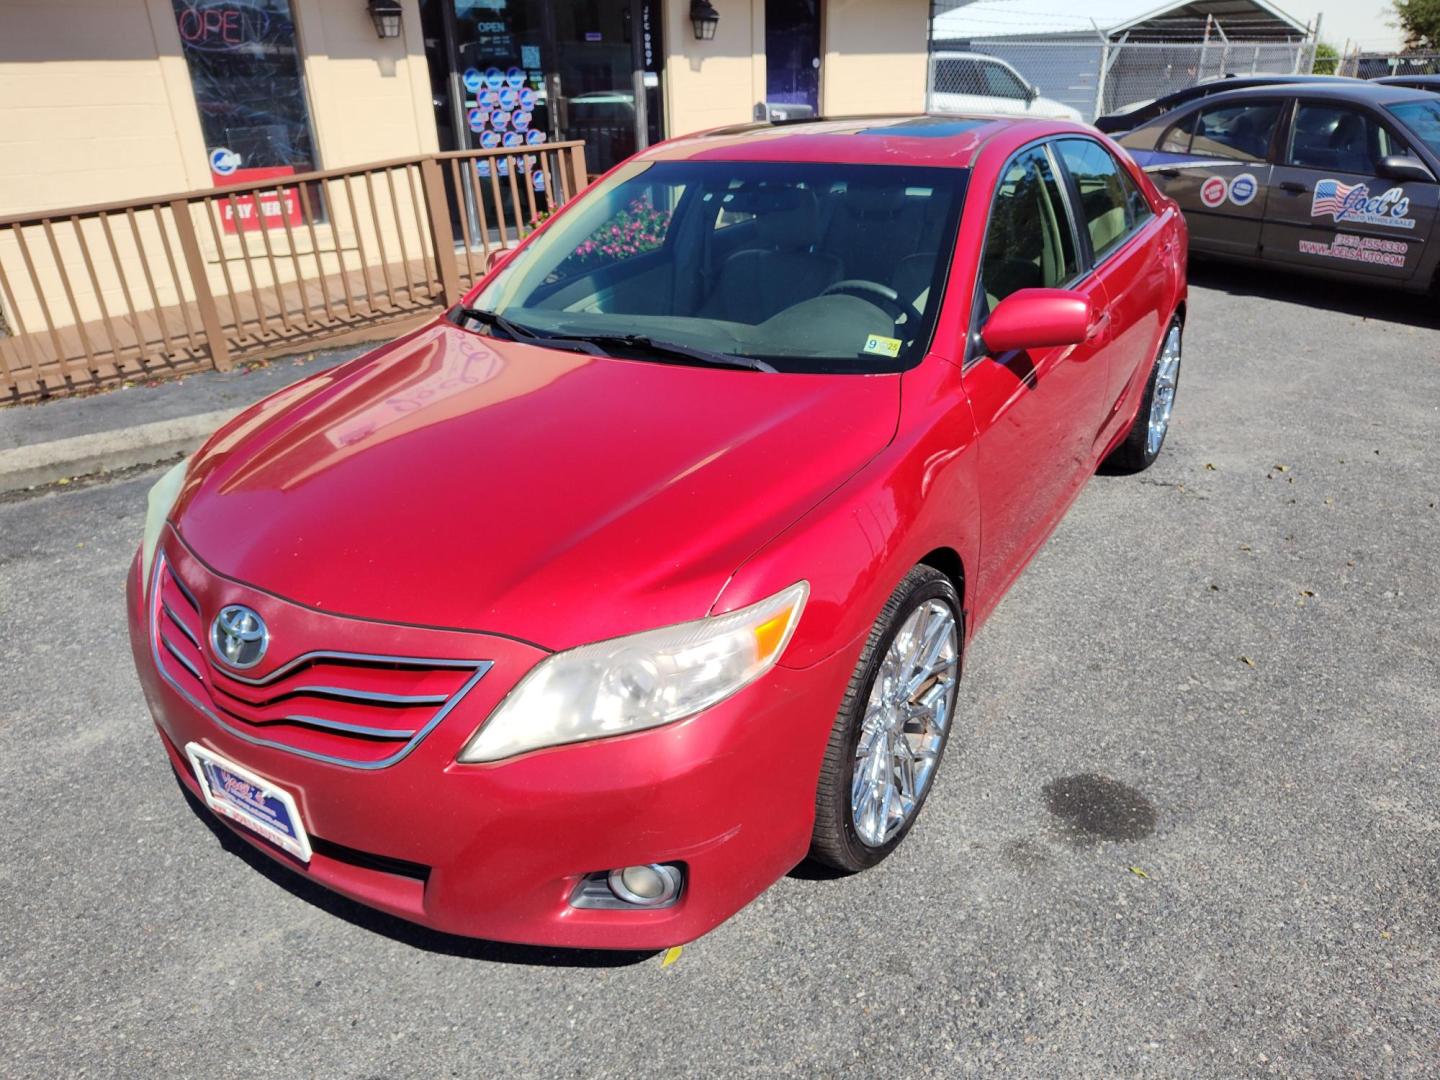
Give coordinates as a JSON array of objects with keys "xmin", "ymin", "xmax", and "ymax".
[
  {"xmin": 1157, "ymin": 168, "xmax": 1180, "ymax": 178},
  {"xmin": 1279, "ymin": 181, "xmax": 1308, "ymax": 194},
  {"xmin": 1086, "ymin": 311, "xmax": 1111, "ymax": 341}
]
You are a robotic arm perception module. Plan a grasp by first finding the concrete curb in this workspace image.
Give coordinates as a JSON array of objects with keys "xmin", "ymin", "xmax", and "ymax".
[{"xmin": 0, "ymin": 407, "xmax": 240, "ymax": 494}]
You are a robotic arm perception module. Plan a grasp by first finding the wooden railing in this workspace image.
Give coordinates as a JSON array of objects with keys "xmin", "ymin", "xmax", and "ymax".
[{"xmin": 0, "ymin": 141, "xmax": 589, "ymax": 402}]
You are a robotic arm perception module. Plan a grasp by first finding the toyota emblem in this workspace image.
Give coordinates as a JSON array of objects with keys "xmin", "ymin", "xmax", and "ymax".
[{"xmin": 210, "ymin": 605, "xmax": 269, "ymax": 669}]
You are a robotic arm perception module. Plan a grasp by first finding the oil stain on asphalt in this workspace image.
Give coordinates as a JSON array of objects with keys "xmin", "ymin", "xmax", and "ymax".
[{"xmin": 1043, "ymin": 773, "xmax": 1156, "ymax": 844}]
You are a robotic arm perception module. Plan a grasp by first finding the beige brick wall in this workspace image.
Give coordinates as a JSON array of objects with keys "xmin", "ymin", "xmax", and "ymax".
[
  {"xmin": 661, "ymin": 0, "xmax": 765, "ymax": 138},
  {"xmin": 820, "ymin": 0, "xmax": 928, "ymax": 117},
  {"xmin": 0, "ymin": 0, "xmax": 436, "ymax": 218},
  {"xmin": 0, "ymin": 0, "xmax": 201, "ymax": 214},
  {"xmin": 659, "ymin": 0, "xmax": 928, "ymax": 141},
  {"xmin": 292, "ymin": 0, "xmax": 438, "ymax": 168}
]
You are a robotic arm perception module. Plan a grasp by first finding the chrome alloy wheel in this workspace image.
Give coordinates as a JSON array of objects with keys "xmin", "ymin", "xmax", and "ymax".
[
  {"xmin": 1146, "ymin": 324, "xmax": 1182, "ymax": 457},
  {"xmin": 850, "ymin": 599, "xmax": 959, "ymax": 848}
]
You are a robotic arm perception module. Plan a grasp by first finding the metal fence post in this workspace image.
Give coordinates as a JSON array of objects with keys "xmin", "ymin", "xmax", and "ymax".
[
  {"xmin": 418, "ymin": 156, "xmax": 461, "ymax": 304},
  {"xmin": 1093, "ymin": 39, "xmax": 1111, "ymax": 122},
  {"xmin": 168, "ymin": 198, "xmax": 231, "ymax": 372}
]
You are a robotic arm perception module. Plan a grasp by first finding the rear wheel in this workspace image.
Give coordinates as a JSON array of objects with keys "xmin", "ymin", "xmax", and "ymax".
[
  {"xmin": 809, "ymin": 566, "xmax": 961, "ymax": 872},
  {"xmin": 1105, "ymin": 316, "xmax": 1182, "ymax": 473}
]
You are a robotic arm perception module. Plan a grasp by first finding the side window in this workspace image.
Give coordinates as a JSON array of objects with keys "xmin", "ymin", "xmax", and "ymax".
[
  {"xmin": 1287, "ymin": 103, "xmax": 1387, "ymax": 174},
  {"xmin": 936, "ymin": 58, "xmax": 983, "ymax": 95},
  {"xmin": 980, "ymin": 61, "xmax": 1028, "ymax": 100},
  {"xmin": 1158, "ymin": 111, "xmax": 1196, "ymax": 153},
  {"xmin": 1190, "ymin": 102, "xmax": 1281, "ymax": 163},
  {"xmin": 981, "ymin": 146, "xmax": 1078, "ymax": 308},
  {"xmin": 1056, "ymin": 138, "xmax": 1147, "ymax": 261}
]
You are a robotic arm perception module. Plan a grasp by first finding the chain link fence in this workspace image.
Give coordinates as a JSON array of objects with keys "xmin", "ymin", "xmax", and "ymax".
[{"xmin": 928, "ymin": 38, "xmax": 1320, "ymax": 123}]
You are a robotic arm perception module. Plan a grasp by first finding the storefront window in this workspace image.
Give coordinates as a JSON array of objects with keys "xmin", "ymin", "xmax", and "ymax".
[{"xmin": 172, "ymin": 0, "xmax": 318, "ymax": 229}]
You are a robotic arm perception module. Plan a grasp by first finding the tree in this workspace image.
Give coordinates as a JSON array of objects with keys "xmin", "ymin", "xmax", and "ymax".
[
  {"xmin": 1393, "ymin": 0, "xmax": 1440, "ymax": 50},
  {"xmin": 1312, "ymin": 41, "xmax": 1340, "ymax": 74}
]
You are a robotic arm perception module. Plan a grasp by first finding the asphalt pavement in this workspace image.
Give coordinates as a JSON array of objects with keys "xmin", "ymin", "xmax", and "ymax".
[{"xmin": 2, "ymin": 263, "xmax": 1438, "ymax": 1077}]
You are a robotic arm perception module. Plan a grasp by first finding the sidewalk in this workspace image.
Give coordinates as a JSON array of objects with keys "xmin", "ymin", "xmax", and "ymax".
[{"xmin": 0, "ymin": 343, "xmax": 372, "ymax": 493}]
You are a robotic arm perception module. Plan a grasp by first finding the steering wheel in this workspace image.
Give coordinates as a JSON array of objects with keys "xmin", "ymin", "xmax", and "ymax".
[{"xmin": 820, "ymin": 279, "xmax": 924, "ymax": 331}]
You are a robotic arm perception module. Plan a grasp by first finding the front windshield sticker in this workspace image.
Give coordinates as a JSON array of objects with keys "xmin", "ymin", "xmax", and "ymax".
[
  {"xmin": 1298, "ymin": 234, "xmax": 1408, "ymax": 268},
  {"xmin": 1311, "ymin": 180, "xmax": 1415, "ymax": 230},
  {"xmin": 862, "ymin": 334, "xmax": 902, "ymax": 358}
]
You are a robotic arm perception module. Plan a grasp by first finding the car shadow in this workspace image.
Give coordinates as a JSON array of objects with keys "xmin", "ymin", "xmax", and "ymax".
[
  {"xmin": 173, "ymin": 774, "xmax": 657, "ymax": 969},
  {"xmin": 1188, "ymin": 258, "xmax": 1440, "ymax": 330},
  {"xmin": 785, "ymin": 858, "xmax": 852, "ymax": 882}
]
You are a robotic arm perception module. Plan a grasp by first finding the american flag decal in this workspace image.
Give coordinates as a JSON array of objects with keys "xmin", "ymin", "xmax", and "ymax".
[{"xmin": 1312, "ymin": 178, "xmax": 1361, "ymax": 219}]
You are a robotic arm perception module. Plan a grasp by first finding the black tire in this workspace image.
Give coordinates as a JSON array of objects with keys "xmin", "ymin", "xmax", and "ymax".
[
  {"xmin": 1104, "ymin": 315, "xmax": 1183, "ymax": 474},
  {"xmin": 809, "ymin": 565, "xmax": 962, "ymax": 872}
]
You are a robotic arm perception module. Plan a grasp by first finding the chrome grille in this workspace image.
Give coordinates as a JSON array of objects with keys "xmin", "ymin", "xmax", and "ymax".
[{"xmin": 149, "ymin": 552, "xmax": 491, "ymax": 769}]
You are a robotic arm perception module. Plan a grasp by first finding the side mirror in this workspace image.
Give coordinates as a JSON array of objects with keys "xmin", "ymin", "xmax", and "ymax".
[
  {"xmin": 981, "ymin": 288, "xmax": 1093, "ymax": 354},
  {"xmin": 1377, "ymin": 154, "xmax": 1435, "ymax": 183},
  {"xmin": 1027, "ymin": 84, "xmax": 1040, "ymax": 103},
  {"xmin": 485, "ymin": 246, "xmax": 514, "ymax": 273}
]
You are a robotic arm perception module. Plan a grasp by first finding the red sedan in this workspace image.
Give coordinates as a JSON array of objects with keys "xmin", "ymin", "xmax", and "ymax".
[{"xmin": 128, "ymin": 115, "xmax": 1188, "ymax": 949}]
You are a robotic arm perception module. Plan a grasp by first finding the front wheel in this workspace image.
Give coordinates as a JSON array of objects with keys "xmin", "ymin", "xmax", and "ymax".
[
  {"xmin": 809, "ymin": 566, "xmax": 961, "ymax": 872},
  {"xmin": 1104, "ymin": 316, "xmax": 1182, "ymax": 473}
]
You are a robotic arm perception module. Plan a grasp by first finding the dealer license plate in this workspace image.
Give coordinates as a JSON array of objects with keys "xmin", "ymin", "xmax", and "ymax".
[{"xmin": 185, "ymin": 743, "xmax": 312, "ymax": 862}]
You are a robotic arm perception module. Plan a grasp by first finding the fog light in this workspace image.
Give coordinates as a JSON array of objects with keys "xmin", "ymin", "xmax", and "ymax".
[{"xmin": 608, "ymin": 863, "xmax": 681, "ymax": 907}]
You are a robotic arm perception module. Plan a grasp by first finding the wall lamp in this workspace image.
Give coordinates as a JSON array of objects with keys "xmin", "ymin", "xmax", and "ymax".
[
  {"xmin": 367, "ymin": 0, "xmax": 403, "ymax": 39},
  {"xmin": 690, "ymin": 0, "xmax": 719, "ymax": 41}
]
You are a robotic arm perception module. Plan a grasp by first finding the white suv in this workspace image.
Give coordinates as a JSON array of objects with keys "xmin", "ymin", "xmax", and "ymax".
[{"xmin": 928, "ymin": 52, "xmax": 1083, "ymax": 123}]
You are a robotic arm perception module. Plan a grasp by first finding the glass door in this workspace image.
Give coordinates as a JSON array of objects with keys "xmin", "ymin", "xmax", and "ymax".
[
  {"xmin": 765, "ymin": 0, "xmax": 821, "ymax": 117},
  {"xmin": 550, "ymin": 0, "xmax": 663, "ymax": 177},
  {"xmin": 421, "ymin": 0, "xmax": 663, "ymax": 182}
]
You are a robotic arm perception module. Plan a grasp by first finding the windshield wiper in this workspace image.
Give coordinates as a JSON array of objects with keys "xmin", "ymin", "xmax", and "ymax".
[
  {"xmin": 452, "ymin": 308, "xmax": 774, "ymax": 372},
  {"xmin": 561, "ymin": 333, "xmax": 777, "ymax": 373},
  {"xmin": 450, "ymin": 306, "xmax": 607, "ymax": 356}
]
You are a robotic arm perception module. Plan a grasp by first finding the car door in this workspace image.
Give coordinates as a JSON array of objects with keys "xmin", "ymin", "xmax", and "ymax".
[
  {"xmin": 1259, "ymin": 98, "xmax": 1438, "ymax": 284},
  {"xmin": 1053, "ymin": 137, "xmax": 1173, "ymax": 448},
  {"xmin": 963, "ymin": 143, "xmax": 1110, "ymax": 606},
  {"xmin": 1140, "ymin": 98, "xmax": 1282, "ymax": 257}
]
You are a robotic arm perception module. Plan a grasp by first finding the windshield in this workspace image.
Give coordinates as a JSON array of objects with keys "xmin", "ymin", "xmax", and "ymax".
[
  {"xmin": 1386, "ymin": 98, "xmax": 1440, "ymax": 159},
  {"xmin": 469, "ymin": 159, "xmax": 966, "ymax": 374}
]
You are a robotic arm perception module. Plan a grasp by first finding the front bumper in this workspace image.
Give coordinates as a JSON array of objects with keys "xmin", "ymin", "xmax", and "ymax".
[{"xmin": 128, "ymin": 535, "xmax": 854, "ymax": 950}]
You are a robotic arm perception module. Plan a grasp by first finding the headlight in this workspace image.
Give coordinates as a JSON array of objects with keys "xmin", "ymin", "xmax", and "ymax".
[
  {"xmin": 458, "ymin": 581, "xmax": 809, "ymax": 763},
  {"xmin": 140, "ymin": 456, "xmax": 190, "ymax": 588}
]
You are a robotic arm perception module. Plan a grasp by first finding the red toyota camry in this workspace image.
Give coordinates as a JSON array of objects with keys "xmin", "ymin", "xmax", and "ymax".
[{"xmin": 128, "ymin": 115, "xmax": 1187, "ymax": 950}]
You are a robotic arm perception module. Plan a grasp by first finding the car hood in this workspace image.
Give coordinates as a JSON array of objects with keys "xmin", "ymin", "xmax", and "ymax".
[{"xmin": 175, "ymin": 322, "xmax": 899, "ymax": 650}]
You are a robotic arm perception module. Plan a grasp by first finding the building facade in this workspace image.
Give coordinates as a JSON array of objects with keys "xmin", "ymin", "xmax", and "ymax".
[{"xmin": 0, "ymin": 0, "xmax": 929, "ymax": 218}]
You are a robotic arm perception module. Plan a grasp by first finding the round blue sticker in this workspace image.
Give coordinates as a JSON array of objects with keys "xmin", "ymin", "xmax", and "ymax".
[
  {"xmin": 503, "ymin": 131, "xmax": 523, "ymax": 147},
  {"xmin": 484, "ymin": 67, "xmax": 504, "ymax": 90},
  {"xmin": 526, "ymin": 129, "xmax": 547, "ymax": 145},
  {"xmin": 491, "ymin": 110, "xmax": 512, "ymax": 129},
  {"xmin": 506, "ymin": 66, "xmax": 526, "ymax": 88},
  {"xmin": 480, "ymin": 89, "xmax": 500, "ymax": 108},
  {"xmin": 518, "ymin": 87, "xmax": 536, "ymax": 110},
  {"xmin": 499, "ymin": 87, "xmax": 518, "ymax": 110},
  {"xmin": 209, "ymin": 146, "xmax": 241, "ymax": 176},
  {"xmin": 462, "ymin": 68, "xmax": 482, "ymax": 93},
  {"xmin": 466, "ymin": 107, "xmax": 488, "ymax": 132},
  {"xmin": 479, "ymin": 130, "xmax": 501, "ymax": 150},
  {"xmin": 1228, "ymin": 173, "xmax": 1258, "ymax": 207},
  {"xmin": 513, "ymin": 111, "xmax": 532, "ymax": 132},
  {"xmin": 532, "ymin": 169, "xmax": 546, "ymax": 192}
]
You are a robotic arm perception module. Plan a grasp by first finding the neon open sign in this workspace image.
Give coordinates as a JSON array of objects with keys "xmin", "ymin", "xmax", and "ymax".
[{"xmin": 175, "ymin": 1, "xmax": 271, "ymax": 51}]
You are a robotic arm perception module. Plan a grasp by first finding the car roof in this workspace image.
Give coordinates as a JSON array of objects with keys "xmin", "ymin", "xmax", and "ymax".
[
  {"xmin": 1176, "ymin": 80, "xmax": 1432, "ymax": 107},
  {"xmin": 640, "ymin": 114, "xmax": 1089, "ymax": 168}
]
